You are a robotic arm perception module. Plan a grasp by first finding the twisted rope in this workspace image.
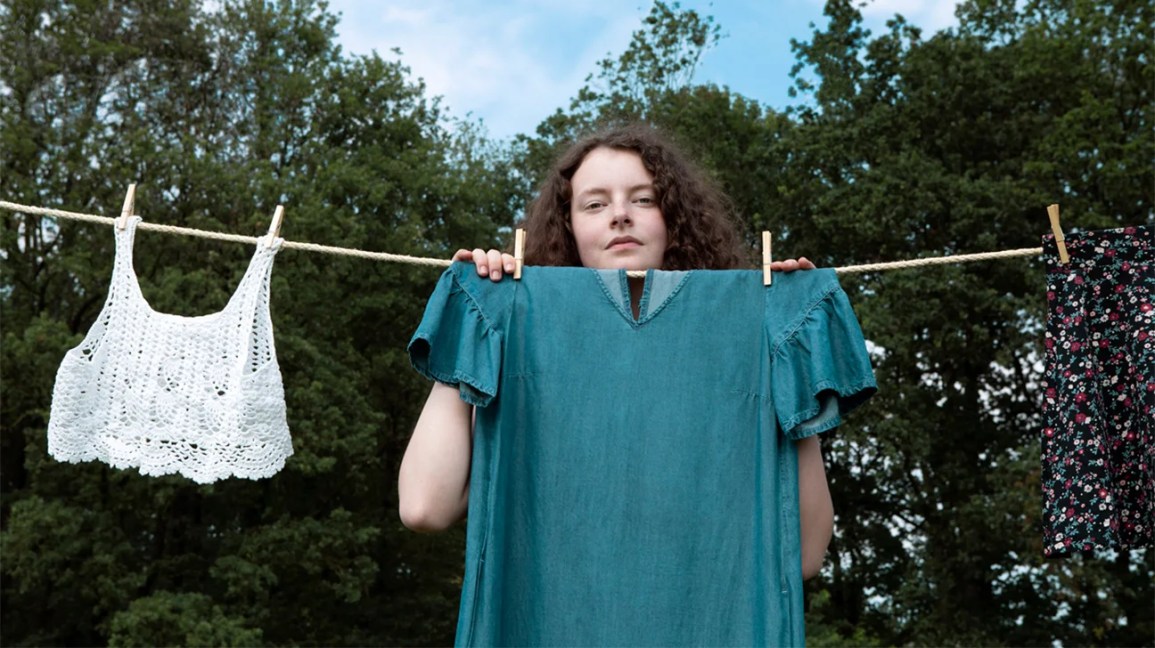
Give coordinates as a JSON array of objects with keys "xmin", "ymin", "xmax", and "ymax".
[
  {"xmin": 2, "ymin": 200, "xmax": 1041, "ymax": 273},
  {"xmin": 1, "ymin": 201, "xmax": 452, "ymax": 267},
  {"xmin": 835, "ymin": 247, "xmax": 1042, "ymax": 274}
]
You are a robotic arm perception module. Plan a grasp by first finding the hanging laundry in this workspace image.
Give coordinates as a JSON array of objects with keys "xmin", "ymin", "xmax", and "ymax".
[
  {"xmin": 48, "ymin": 216, "xmax": 292, "ymax": 484},
  {"xmin": 1041, "ymin": 225, "xmax": 1154, "ymax": 556},
  {"xmin": 409, "ymin": 264, "xmax": 876, "ymax": 646}
]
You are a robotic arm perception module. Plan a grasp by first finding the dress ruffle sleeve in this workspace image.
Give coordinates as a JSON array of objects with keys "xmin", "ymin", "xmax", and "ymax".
[
  {"xmin": 408, "ymin": 265, "xmax": 503, "ymax": 408},
  {"xmin": 772, "ymin": 280, "xmax": 877, "ymax": 440}
]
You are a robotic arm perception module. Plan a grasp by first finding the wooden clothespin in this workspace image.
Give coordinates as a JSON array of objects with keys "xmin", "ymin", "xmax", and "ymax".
[
  {"xmin": 266, "ymin": 205, "xmax": 284, "ymax": 249},
  {"xmin": 513, "ymin": 228, "xmax": 525, "ymax": 280},
  {"xmin": 1046, "ymin": 203, "xmax": 1069, "ymax": 264},
  {"xmin": 117, "ymin": 184, "xmax": 137, "ymax": 230},
  {"xmin": 761, "ymin": 231, "xmax": 772, "ymax": 286}
]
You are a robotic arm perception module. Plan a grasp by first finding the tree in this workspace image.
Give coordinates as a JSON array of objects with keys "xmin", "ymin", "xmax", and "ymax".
[
  {"xmin": 2, "ymin": 0, "xmax": 514, "ymax": 645},
  {"xmin": 781, "ymin": 0, "xmax": 1153, "ymax": 644},
  {"xmin": 5, "ymin": 0, "xmax": 1151, "ymax": 644}
]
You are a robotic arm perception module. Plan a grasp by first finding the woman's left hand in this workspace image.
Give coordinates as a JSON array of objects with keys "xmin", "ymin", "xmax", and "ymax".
[
  {"xmin": 770, "ymin": 257, "xmax": 816, "ymax": 272},
  {"xmin": 452, "ymin": 248, "xmax": 515, "ymax": 281}
]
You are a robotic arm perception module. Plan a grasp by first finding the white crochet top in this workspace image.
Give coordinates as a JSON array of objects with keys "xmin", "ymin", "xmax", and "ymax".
[{"xmin": 48, "ymin": 216, "xmax": 292, "ymax": 483}]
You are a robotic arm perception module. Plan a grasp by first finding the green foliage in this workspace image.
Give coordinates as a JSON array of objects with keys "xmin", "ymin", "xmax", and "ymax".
[
  {"xmin": 107, "ymin": 591, "xmax": 262, "ymax": 647},
  {"xmin": 2, "ymin": 0, "xmax": 1152, "ymax": 646},
  {"xmin": 778, "ymin": 0, "xmax": 1153, "ymax": 645},
  {"xmin": 1, "ymin": 0, "xmax": 509, "ymax": 645}
]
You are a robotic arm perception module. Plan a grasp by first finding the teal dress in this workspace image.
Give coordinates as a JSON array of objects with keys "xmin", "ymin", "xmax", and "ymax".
[{"xmin": 410, "ymin": 265, "xmax": 876, "ymax": 647}]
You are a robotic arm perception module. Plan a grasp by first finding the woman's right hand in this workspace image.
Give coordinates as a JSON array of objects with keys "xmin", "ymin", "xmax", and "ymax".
[{"xmin": 453, "ymin": 248, "xmax": 516, "ymax": 282}]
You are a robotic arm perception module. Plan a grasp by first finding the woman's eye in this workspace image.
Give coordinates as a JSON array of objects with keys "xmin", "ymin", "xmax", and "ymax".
[
  {"xmin": 635, "ymin": 196, "xmax": 655, "ymax": 205},
  {"xmin": 583, "ymin": 201, "xmax": 605, "ymax": 211}
]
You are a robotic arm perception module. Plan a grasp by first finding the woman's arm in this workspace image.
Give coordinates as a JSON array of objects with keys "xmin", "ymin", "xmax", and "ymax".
[
  {"xmin": 796, "ymin": 435, "xmax": 834, "ymax": 579},
  {"xmin": 398, "ymin": 382, "xmax": 474, "ymax": 532}
]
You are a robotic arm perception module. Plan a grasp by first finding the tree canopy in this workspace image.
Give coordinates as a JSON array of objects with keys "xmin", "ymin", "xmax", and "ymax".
[{"xmin": 2, "ymin": 0, "xmax": 1151, "ymax": 645}]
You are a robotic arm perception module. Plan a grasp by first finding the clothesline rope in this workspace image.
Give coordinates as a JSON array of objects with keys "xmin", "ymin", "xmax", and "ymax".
[
  {"xmin": 1, "ymin": 200, "xmax": 1043, "ymax": 274},
  {"xmin": 1, "ymin": 201, "xmax": 451, "ymax": 267}
]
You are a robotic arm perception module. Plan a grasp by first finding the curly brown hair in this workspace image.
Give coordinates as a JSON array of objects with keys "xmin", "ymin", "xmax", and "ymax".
[{"xmin": 521, "ymin": 123, "xmax": 750, "ymax": 270}]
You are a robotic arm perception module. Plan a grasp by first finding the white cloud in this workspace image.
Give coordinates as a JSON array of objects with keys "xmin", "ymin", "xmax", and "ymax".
[
  {"xmin": 327, "ymin": 0, "xmax": 964, "ymax": 138},
  {"xmin": 327, "ymin": 0, "xmax": 641, "ymax": 138},
  {"xmin": 797, "ymin": 0, "xmax": 962, "ymax": 34},
  {"xmin": 857, "ymin": 0, "xmax": 962, "ymax": 33}
]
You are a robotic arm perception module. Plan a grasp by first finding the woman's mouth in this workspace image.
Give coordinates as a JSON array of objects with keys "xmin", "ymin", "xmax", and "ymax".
[{"xmin": 606, "ymin": 236, "xmax": 642, "ymax": 250}]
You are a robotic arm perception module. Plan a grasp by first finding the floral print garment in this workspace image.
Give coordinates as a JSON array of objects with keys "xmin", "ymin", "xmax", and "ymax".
[{"xmin": 1042, "ymin": 225, "xmax": 1153, "ymax": 557}]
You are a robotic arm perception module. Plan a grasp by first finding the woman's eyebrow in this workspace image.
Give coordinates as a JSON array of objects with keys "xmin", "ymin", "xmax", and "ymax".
[{"xmin": 575, "ymin": 183, "xmax": 654, "ymax": 199}]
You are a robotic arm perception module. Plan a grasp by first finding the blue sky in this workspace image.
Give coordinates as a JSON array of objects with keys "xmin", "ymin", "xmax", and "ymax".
[{"xmin": 326, "ymin": 0, "xmax": 961, "ymax": 140}]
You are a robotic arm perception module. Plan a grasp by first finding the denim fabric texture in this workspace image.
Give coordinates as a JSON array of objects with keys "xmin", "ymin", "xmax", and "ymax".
[{"xmin": 410, "ymin": 264, "xmax": 877, "ymax": 647}]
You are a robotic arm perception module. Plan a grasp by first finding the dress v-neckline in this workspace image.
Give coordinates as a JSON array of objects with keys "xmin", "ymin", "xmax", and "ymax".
[{"xmin": 591, "ymin": 269, "xmax": 690, "ymax": 327}]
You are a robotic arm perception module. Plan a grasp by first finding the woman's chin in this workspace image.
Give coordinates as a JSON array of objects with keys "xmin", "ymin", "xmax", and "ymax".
[{"xmin": 586, "ymin": 254, "xmax": 663, "ymax": 272}]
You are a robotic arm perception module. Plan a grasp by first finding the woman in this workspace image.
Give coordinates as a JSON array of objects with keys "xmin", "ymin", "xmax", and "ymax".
[{"xmin": 401, "ymin": 123, "xmax": 872, "ymax": 646}]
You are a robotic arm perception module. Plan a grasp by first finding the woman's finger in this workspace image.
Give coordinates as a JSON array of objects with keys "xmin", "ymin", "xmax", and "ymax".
[
  {"xmin": 471, "ymin": 248, "xmax": 488, "ymax": 276},
  {"xmin": 486, "ymin": 249, "xmax": 504, "ymax": 281}
]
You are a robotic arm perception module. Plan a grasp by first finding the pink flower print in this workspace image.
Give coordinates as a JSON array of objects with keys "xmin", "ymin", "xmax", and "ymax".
[
  {"xmin": 1070, "ymin": 341, "xmax": 1082, "ymax": 352},
  {"xmin": 1074, "ymin": 392, "xmax": 1087, "ymax": 403},
  {"xmin": 1074, "ymin": 275, "xmax": 1084, "ymax": 285},
  {"xmin": 1140, "ymin": 302, "xmax": 1153, "ymax": 313},
  {"xmin": 1075, "ymin": 413, "xmax": 1088, "ymax": 424}
]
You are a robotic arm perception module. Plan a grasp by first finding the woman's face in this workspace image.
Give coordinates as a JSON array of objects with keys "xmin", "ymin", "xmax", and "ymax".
[{"xmin": 568, "ymin": 147, "xmax": 668, "ymax": 271}]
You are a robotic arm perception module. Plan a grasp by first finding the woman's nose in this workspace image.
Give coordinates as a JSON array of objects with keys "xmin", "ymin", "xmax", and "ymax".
[{"xmin": 610, "ymin": 202, "xmax": 632, "ymax": 227}]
